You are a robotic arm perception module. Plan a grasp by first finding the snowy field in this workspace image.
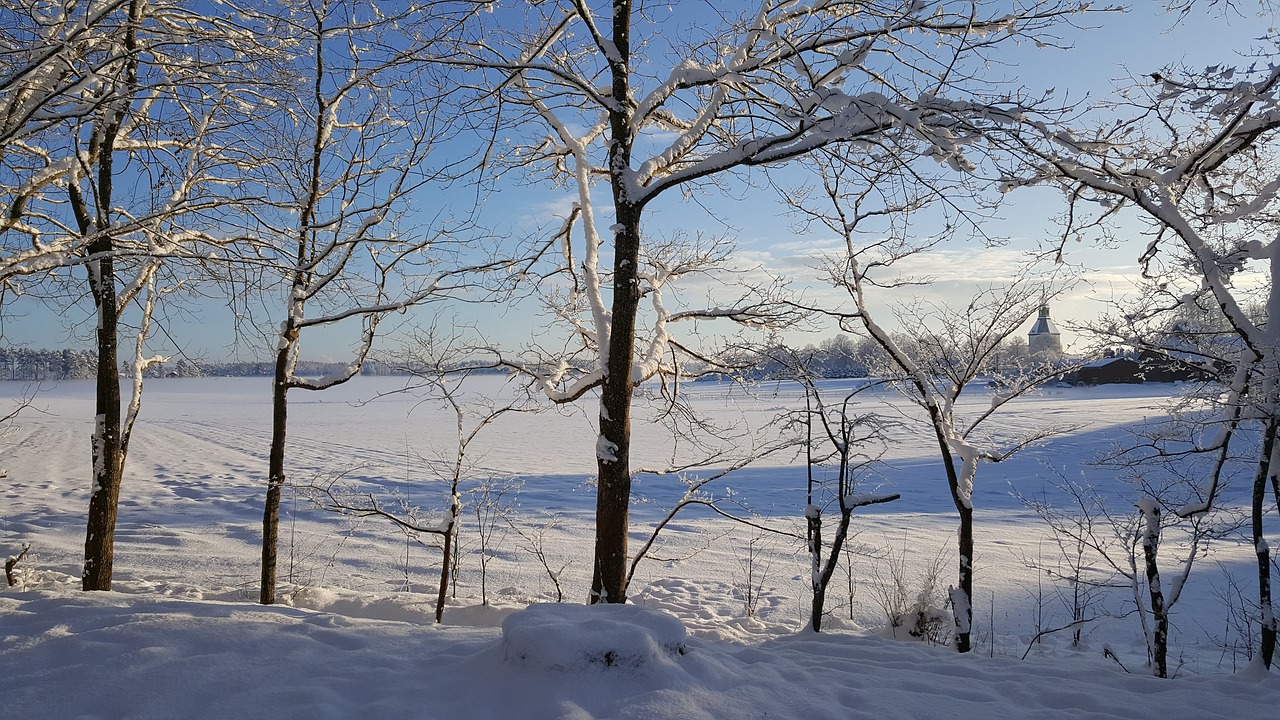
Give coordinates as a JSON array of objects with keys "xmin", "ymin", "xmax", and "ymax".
[{"xmin": 2, "ymin": 376, "xmax": 1278, "ymax": 719}]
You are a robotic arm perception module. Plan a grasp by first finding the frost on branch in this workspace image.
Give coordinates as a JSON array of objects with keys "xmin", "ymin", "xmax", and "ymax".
[
  {"xmin": 467, "ymin": 0, "xmax": 1101, "ymax": 606},
  {"xmin": 1019, "ymin": 50, "xmax": 1280, "ymax": 667}
]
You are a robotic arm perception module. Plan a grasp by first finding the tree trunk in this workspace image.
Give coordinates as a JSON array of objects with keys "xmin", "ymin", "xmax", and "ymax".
[
  {"xmin": 260, "ymin": 342, "xmax": 292, "ymax": 604},
  {"xmin": 812, "ymin": 510, "xmax": 857, "ymax": 634},
  {"xmin": 590, "ymin": 0, "xmax": 638, "ymax": 604},
  {"xmin": 436, "ymin": 516, "xmax": 455, "ymax": 624},
  {"xmin": 808, "ymin": 508, "xmax": 824, "ymax": 631},
  {"xmin": 954, "ymin": 503, "xmax": 974, "ymax": 653},
  {"xmin": 79, "ymin": 0, "xmax": 141, "ymax": 593},
  {"xmin": 591, "ymin": 203, "xmax": 640, "ymax": 603},
  {"xmin": 1138, "ymin": 501, "xmax": 1168, "ymax": 678},
  {"xmin": 1252, "ymin": 417, "xmax": 1277, "ymax": 669},
  {"xmin": 82, "ymin": 250, "xmax": 122, "ymax": 591},
  {"xmin": 930, "ymin": 416, "xmax": 973, "ymax": 653}
]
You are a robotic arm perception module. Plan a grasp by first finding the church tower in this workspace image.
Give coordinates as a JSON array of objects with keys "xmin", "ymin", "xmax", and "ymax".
[{"xmin": 1028, "ymin": 305, "xmax": 1062, "ymax": 358}]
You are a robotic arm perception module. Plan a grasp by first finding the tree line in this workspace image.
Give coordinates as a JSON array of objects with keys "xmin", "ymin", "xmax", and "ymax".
[{"xmin": 0, "ymin": 348, "xmax": 438, "ymax": 380}]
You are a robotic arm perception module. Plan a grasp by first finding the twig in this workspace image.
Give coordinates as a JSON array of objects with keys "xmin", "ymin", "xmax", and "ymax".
[
  {"xmin": 1021, "ymin": 617, "xmax": 1095, "ymax": 660},
  {"xmin": 1102, "ymin": 646, "xmax": 1131, "ymax": 674},
  {"xmin": 6, "ymin": 543, "xmax": 31, "ymax": 586}
]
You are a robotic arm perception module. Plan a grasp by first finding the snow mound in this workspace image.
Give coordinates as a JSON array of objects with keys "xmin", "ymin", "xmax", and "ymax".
[
  {"xmin": 285, "ymin": 586, "xmax": 440, "ymax": 624},
  {"xmin": 501, "ymin": 603, "xmax": 687, "ymax": 671}
]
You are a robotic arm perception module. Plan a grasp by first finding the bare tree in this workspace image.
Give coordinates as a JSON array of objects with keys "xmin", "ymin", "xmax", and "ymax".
[
  {"xmin": 783, "ymin": 149, "xmax": 1079, "ymax": 651},
  {"xmin": 763, "ymin": 347, "xmax": 900, "ymax": 632},
  {"xmin": 1013, "ymin": 45, "xmax": 1280, "ymax": 667},
  {"xmin": 463, "ymin": 0, "xmax": 1096, "ymax": 604},
  {"xmin": 865, "ymin": 295, "xmax": 1077, "ymax": 653},
  {"xmin": 309, "ymin": 328, "xmax": 536, "ymax": 621},
  {"xmin": 2, "ymin": 0, "xmax": 263, "ymax": 590},
  {"xmin": 800, "ymin": 379, "xmax": 900, "ymax": 631},
  {"xmin": 1024, "ymin": 468, "xmax": 1237, "ymax": 677},
  {"xmin": 233, "ymin": 0, "xmax": 506, "ymax": 605},
  {"xmin": 510, "ymin": 515, "xmax": 572, "ymax": 603}
]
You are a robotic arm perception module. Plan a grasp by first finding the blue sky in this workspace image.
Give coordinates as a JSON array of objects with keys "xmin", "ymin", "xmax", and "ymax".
[
  {"xmin": 2, "ymin": 1, "xmax": 1273, "ymax": 363},
  {"xmin": 448, "ymin": 2, "xmax": 1276, "ymax": 356}
]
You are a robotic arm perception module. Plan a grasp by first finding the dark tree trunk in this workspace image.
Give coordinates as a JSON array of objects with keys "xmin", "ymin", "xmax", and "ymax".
[
  {"xmin": 928, "ymin": 414, "xmax": 973, "ymax": 653},
  {"xmin": 261, "ymin": 11, "xmax": 325, "ymax": 604},
  {"xmin": 954, "ymin": 503, "xmax": 974, "ymax": 653},
  {"xmin": 591, "ymin": 202, "xmax": 640, "ymax": 603},
  {"xmin": 1253, "ymin": 417, "xmax": 1277, "ymax": 669},
  {"xmin": 810, "ymin": 441, "xmax": 862, "ymax": 633},
  {"xmin": 805, "ymin": 393, "xmax": 823, "ymax": 631},
  {"xmin": 437, "ymin": 514, "xmax": 455, "ymax": 624},
  {"xmin": 260, "ymin": 342, "xmax": 293, "ymax": 604},
  {"xmin": 590, "ymin": 0, "xmax": 639, "ymax": 604},
  {"xmin": 811, "ymin": 511, "xmax": 857, "ymax": 633},
  {"xmin": 82, "ymin": 249, "xmax": 122, "ymax": 591},
  {"xmin": 808, "ymin": 509, "xmax": 824, "ymax": 631}
]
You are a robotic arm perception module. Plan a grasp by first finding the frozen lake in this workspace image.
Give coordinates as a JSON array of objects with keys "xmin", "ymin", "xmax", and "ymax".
[{"xmin": 0, "ymin": 375, "xmax": 1267, "ymax": 671}]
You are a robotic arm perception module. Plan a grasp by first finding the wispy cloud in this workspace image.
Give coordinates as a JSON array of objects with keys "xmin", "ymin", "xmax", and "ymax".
[{"xmin": 519, "ymin": 194, "xmax": 579, "ymax": 226}]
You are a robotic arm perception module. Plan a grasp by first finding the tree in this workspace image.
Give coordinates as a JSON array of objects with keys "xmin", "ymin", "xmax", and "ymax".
[
  {"xmin": 237, "ymin": 0, "xmax": 504, "ymax": 605},
  {"xmin": 309, "ymin": 329, "xmax": 536, "ymax": 622},
  {"xmin": 1013, "ymin": 45, "xmax": 1280, "ymax": 668},
  {"xmin": 1023, "ymin": 466, "xmax": 1238, "ymax": 677},
  {"xmin": 858, "ymin": 289, "xmax": 1075, "ymax": 652},
  {"xmin": 465, "ymin": 0, "xmax": 1094, "ymax": 604},
  {"xmin": 774, "ymin": 349, "xmax": 899, "ymax": 632},
  {"xmin": 784, "ymin": 148, "xmax": 1080, "ymax": 651},
  {"xmin": 2, "ymin": 0, "xmax": 257, "ymax": 590}
]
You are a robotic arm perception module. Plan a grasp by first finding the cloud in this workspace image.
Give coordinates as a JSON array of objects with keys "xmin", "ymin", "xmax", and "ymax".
[
  {"xmin": 519, "ymin": 194, "xmax": 580, "ymax": 226},
  {"xmin": 881, "ymin": 247, "xmax": 1048, "ymax": 283}
]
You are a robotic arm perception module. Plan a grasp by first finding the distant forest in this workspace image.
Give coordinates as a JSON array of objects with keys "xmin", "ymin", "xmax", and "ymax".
[
  {"xmin": 0, "ymin": 347, "xmax": 411, "ymax": 381},
  {"xmin": 0, "ymin": 337, "xmax": 926, "ymax": 383}
]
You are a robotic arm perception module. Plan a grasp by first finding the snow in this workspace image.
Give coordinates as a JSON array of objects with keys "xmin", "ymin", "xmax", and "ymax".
[
  {"xmin": 596, "ymin": 433, "xmax": 620, "ymax": 463},
  {"xmin": 2, "ymin": 377, "xmax": 1279, "ymax": 719},
  {"xmin": 502, "ymin": 603, "xmax": 686, "ymax": 671},
  {"xmin": 949, "ymin": 585, "xmax": 972, "ymax": 634}
]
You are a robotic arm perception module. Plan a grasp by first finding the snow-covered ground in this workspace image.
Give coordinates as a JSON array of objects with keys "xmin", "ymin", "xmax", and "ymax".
[{"xmin": 2, "ymin": 377, "xmax": 1277, "ymax": 719}]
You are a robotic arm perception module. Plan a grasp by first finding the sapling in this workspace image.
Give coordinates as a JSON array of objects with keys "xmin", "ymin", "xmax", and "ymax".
[
  {"xmin": 1015, "ymin": 512, "xmax": 1114, "ymax": 655},
  {"xmin": 734, "ymin": 530, "xmax": 774, "ymax": 620},
  {"xmin": 469, "ymin": 477, "xmax": 522, "ymax": 607},
  {"xmin": 1210, "ymin": 564, "xmax": 1259, "ymax": 671},
  {"xmin": 1023, "ymin": 468, "xmax": 1234, "ymax": 677},
  {"xmin": 785, "ymin": 362, "xmax": 899, "ymax": 633},
  {"xmin": 306, "ymin": 334, "xmax": 538, "ymax": 622},
  {"xmin": 510, "ymin": 515, "xmax": 572, "ymax": 603}
]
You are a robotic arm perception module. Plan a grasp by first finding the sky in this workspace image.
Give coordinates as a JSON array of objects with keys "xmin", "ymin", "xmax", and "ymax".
[
  {"xmin": 439, "ymin": 1, "xmax": 1276, "ymax": 357},
  {"xmin": 1, "ymin": 1, "xmax": 1275, "ymax": 363}
]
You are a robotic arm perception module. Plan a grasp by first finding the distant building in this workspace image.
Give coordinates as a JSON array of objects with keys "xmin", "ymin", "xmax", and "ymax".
[
  {"xmin": 1076, "ymin": 355, "xmax": 1141, "ymax": 385},
  {"xmin": 1076, "ymin": 349, "xmax": 1217, "ymax": 385},
  {"xmin": 1028, "ymin": 305, "xmax": 1063, "ymax": 359}
]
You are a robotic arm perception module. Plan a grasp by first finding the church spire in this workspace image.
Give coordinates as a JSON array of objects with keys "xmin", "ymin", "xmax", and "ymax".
[{"xmin": 1028, "ymin": 305, "xmax": 1062, "ymax": 357}]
